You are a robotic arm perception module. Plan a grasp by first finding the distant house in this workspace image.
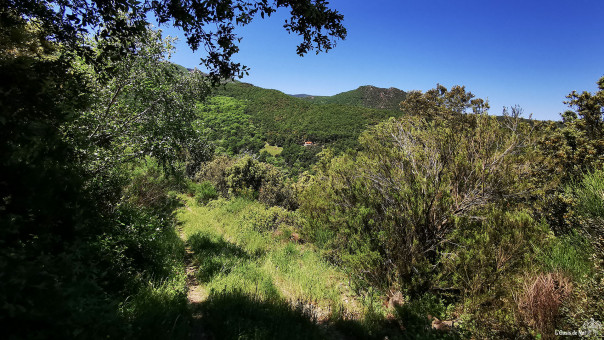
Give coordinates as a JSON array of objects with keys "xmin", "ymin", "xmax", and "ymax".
[{"xmin": 303, "ymin": 141, "xmax": 313, "ymax": 147}]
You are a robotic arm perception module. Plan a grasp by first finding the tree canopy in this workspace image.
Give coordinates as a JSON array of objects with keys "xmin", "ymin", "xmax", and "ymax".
[{"xmin": 4, "ymin": 0, "xmax": 346, "ymax": 82}]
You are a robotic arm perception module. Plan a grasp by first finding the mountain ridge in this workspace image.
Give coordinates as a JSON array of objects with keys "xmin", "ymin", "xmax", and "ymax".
[{"xmin": 288, "ymin": 85, "xmax": 407, "ymax": 111}]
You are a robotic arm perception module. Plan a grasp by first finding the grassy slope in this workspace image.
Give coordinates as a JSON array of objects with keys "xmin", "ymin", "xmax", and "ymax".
[
  {"xmin": 177, "ymin": 196, "xmax": 366, "ymax": 338},
  {"xmin": 176, "ymin": 196, "xmax": 459, "ymax": 339}
]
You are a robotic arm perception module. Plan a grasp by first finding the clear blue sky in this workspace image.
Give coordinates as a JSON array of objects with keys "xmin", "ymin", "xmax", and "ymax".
[{"xmin": 161, "ymin": 0, "xmax": 604, "ymax": 121}]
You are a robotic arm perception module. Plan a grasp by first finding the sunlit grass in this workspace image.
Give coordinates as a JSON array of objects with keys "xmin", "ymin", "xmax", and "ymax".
[
  {"xmin": 175, "ymin": 195, "xmax": 440, "ymax": 339},
  {"xmin": 176, "ymin": 195, "xmax": 361, "ymax": 314},
  {"xmin": 260, "ymin": 142, "xmax": 283, "ymax": 156}
]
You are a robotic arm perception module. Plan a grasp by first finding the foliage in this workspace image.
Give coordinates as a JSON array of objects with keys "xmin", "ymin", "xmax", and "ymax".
[
  {"xmin": 195, "ymin": 155, "xmax": 237, "ymax": 196},
  {"xmin": 567, "ymin": 169, "xmax": 604, "ymax": 259},
  {"xmin": 571, "ymin": 168, "xmax": 604, "ymax": 221},
  {"xmin": 64, "ymin": 29, "xmax": 211, "ymax": 178},
  {"xmin": 1, "ymin": 0, "xmax": 348, "ymax": 337},
  {"xmin": 8, "ymin": 0, "xmax": 346, "ymax": 82},
  {"xmin": 557, "ymin": 168, "xmax": 604, "ymax": 328},
  {"xmin": 123, "ymin": 158, "xmax": 182, "ymax": 212},
  {"xmin": 0, "ymin": 12, "xmax": 110, "ymax": 337},
  {"xmin": 400, "ymin": 83, "xmax": 489, "ymax": 118},
  {"xmin": 193, "ymin": 181, "xmax": 219, "ymax": 205},
  {"xmin": 212, "ymin": 81, "xmax": 404, "ymax": 159},
  {"xmin": 537, "ymin": 76, "xmax": 603, "ymax": 182},
  {"xmin": 197, "ymin": 155, "xmax": 297, "ymax": 209},
  {"xmin": 536, "ymin": 76, "xmax": 604, "ymax": 234},
  {"xmin": 394, "ymin": 293, "xmax": 457, "ymax": 338},
  {"xmin": 195, "ymin": 96, "xmax": 264, "ymax": 155},
  {"xmin": 303, "ymin": 85, "xmax": 407, "ymax": 111},
  {"xmin": 5, "ymin": 0, "xmax": 604, "ymax": 337},
  {"xmin": 249, "ymin": 205, "xmax": 304, "ymax": 233},
  {"xmin": 439, "ymin": 209, "xmax": 549, "ymax": 298},
  {"xmin": 300, "ymin": 94, "xmax": 536, "ymax": 294}
]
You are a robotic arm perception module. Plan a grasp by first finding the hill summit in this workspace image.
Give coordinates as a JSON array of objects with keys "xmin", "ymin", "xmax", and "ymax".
[{"xmin": 298, "ymin": 85, "xmax": 407, "ymax": 111}]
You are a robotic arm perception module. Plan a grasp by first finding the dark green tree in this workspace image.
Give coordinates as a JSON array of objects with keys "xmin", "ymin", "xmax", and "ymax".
[{"xmin": 5, "ymin": 0, "xmax": 346, "ymax": 82}]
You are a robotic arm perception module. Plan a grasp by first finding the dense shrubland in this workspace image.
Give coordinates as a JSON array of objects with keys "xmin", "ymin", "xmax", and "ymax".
[
  {"xmin": 292, "ymin": 83, "xmax": 603, "ymax": 338},
  {"xmin": 194, "ymin": 155, "xmax": 297, "ymax": 210}
]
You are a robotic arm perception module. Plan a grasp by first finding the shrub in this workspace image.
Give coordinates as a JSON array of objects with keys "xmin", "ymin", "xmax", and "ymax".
[
  {"xmin": 197, "ymin": 155, "xmax": 296, "ymax": 208},
  {"xmin": 194, "ymin": 181, "xmax": 218, "ymax": 204},
  {"xmin": 195, "ymin": 155, "xmax": 236, "ymax": 196},
  {"xmin": 248, "ymin": 206, "xmax": 304, "ymax": 233},
  {"xmin": 300, "ymin": 111, "xmax": 537, "ymax": 294},
  {"xmin": 566, "ymin": 168, "xmax": 604, "ymax": 256},
  {"xmin": 122, "ymin": 158, "xmax": 184, "ymax": 216},
  {"xmin": 394, "ymin": 293, "xmax": 451, "ymax": 336},
  {"xmin": 515, "ymin": 272, "xmax": 572, "ymax": 339},
  {"xmin": 439, "ymin": 209, "xmax": 549, "ymax": 297}
]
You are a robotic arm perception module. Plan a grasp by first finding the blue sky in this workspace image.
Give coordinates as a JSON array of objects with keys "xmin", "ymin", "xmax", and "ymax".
[{"xmin": 161, "ymin": 0, "xmax": 603, "ymax": 121}]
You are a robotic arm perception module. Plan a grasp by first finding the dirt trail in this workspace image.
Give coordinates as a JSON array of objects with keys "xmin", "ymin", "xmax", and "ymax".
[{"xmin": 178, "ymin": 225, "xmax": 212, "ymax": 340}]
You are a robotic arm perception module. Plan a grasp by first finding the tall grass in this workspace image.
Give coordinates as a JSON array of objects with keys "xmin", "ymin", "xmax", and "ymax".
[
  {"xmin": 177, "ymin": 195, "xmax": 464, "ymax": 339},
  {"xmin": 120, "ymin": 274, "xmax": 190, "ymax": 339},
  {"xmin": 178, "ymin": 196, "xmax": 353, "ymax": 308},
  {"xmin": 537, "ymin": 232, "xmax": 593, "ymax": 282},
  {"xmin": 571, "ymin": 168, "xmax": 604, "ymax": 220}
]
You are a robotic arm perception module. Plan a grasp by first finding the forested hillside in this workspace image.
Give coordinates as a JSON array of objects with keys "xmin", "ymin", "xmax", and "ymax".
[
  {"xmin": 301, "ymin": 85, "xmax": 407, "ymax": 111},
  {"xmin": 193, "ymin": 81, "xmax": 604, "ymax": 339},
  {"xmin": 213, "ymin": 82, "xmax": 404, "ymax": 145},
  {"xmin": 202, "ymin": 81, "xmax": 405, "ymax": 174}
]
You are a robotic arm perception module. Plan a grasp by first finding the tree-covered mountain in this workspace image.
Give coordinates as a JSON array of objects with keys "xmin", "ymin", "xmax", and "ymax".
[
  {"xmin": 300, "ymin": 85, "xmax": 407, "ymax": 111},
  {"xmin": 201, "ymin": 81, "xmax": 406, "ymax": 173},
  {"xmin": 211, "ymin": 82, "xmax": 405, "ymax": 145}
]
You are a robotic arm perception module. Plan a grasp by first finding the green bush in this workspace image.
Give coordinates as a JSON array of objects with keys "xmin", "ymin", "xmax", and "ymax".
[
  {"xmin": 566, "ymin": 168, "xmax": 604, "ymax": 256},
  {"xmin": 394, "ymin": 293, "xmax": 455, "ymax": 337},
  {"xmin": 248, "ymin": 206, "xmax": 304, "ymax": 233},
  {"xmin": 197, "ymin": 155, "xmax": 296, "ymax": 208},
  {"xmin": 195, "ymin": 155, "xmax": 236, "ymax": 196},
  {"xmin": 300, "ymin": 110, "xmax": 537, "ymax": 294},
  {"xmin": 193, "ymin": 181, "xmax": 219, "ymax": 204},
  {"xmin": 439, "ymin": 209, "xmax": 549, "ymax": 297},
  {"xmin": 537, "ymin": 232, "xmax": 593, "ymax": 282}
]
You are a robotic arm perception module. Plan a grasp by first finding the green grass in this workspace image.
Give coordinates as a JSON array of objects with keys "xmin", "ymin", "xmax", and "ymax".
[
  {"xmin": 121, "ymin": 276, "xmax": 190, "ymax": 339},
  {"xmin": 176, "ymin": 196, "xmax": 379, "ymax": 338},
  {"xmin": 260, "ymin": 142, "xmax": 283, "ymax": 156},
  {"xmin": 177, "ymin": 196, "xmax": 354, "ymax": 309},
  {"xmin": 176, "ymin": 196, "xmax": 458, "ymax": 339}
]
